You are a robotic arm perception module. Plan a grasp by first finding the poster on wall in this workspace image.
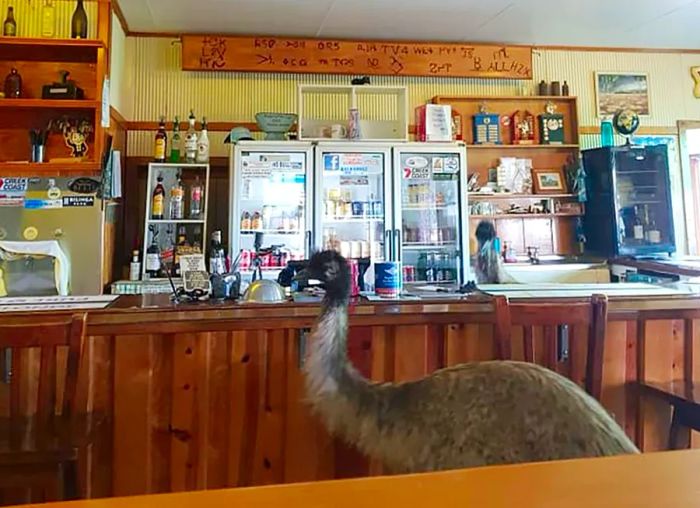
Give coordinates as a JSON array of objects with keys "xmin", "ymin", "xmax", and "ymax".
[{"xmin": 595, "ymin": 72, "xmax": 651, "ymax": 117}]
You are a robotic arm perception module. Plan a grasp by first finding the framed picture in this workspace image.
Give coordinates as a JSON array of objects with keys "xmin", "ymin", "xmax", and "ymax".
[
  {"xmin": 595, "ymin": 72, "xmax": 650, "ymax": 117},
  {"xmin": 532, "ymin": 168, "xmax": 567, "ymax": 194}
]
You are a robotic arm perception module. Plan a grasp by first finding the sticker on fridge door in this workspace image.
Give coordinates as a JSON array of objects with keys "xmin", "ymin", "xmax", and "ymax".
[
  {"xmin": 324, "ymin": 154, "xmax": 340, "ymax": 172},
  {"xmin": 402, "ymin": 155, "xmax": 430, "ymax": 180},
  {"xmin": 241, "ymin": 158, "xmax": 273, "ymax": 178},
  {"xmin": 0, "ymin": 177, "xmax": 28, "ymax": 206}
]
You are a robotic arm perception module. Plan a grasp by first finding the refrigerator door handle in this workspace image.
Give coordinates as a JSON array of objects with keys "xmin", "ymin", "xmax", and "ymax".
[
  {"xmin": 394, "ymin": 229, "xmax": 401, "ymax": 262},
  {"xmin": 385, "ymin": 229, "xmax": 393, "ymax": 261},
  {"xmin": 306, "ymin": 230, "xmax": 312, "ymax": 256}
]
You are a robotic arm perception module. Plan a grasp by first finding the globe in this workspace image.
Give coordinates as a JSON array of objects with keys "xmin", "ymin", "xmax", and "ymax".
[{"xmin": 612, "ymin": 109, "xmax": 640, "ymax": 136}]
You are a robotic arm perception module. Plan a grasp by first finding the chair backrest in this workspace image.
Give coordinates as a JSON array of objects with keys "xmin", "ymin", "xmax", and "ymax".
[
  {"xmin": 0, "ymin": 313, "xmax": 86, "ymax": 420},
  {"xmin": 500, "ymin": 295, "xmax": 608, "ymax": 400}
]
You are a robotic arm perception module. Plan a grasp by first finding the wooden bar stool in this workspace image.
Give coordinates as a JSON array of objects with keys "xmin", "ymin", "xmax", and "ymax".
[
  {"xmin": 0, "ymin": 313, "xmax": 86, "ymax": 505},
  {"xmin": 499, "ymin": 295, "xmax": 608, "ymax": 400}
]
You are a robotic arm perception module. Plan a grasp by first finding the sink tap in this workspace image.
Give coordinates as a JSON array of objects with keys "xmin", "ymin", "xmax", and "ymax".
[{"xmin": 526, "ymin": 246, "xmax": 541, "ymax": 265}]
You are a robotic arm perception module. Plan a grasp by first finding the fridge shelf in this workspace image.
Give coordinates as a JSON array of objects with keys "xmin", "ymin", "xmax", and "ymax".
[
  {"xmin": 241, "ymin": 229, "xmax": 302, "ymax": 235},
  {"xmin": 324, "ymin": 216, "xmax": 384, "ymax": 223},
  {"xmin": 402, "ymin": 204, "xmax": 455, "ymax": 211},
  {"xmin": 148, "ymin": 219, "xmax": 206, "ymax": 224},
  {"xmin": 403, "ymin": 243, "xmax": 457, "ymax": 250}
]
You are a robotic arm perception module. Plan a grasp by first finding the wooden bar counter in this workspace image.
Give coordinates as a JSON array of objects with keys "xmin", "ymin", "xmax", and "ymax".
[{"xmin": 4, "ymin": 293, "xmax": 700, "ymax": 498}]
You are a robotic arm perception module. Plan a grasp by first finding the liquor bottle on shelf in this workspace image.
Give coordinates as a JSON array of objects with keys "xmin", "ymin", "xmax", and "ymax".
[
  {"xmin": 3, "ymin": 7, "xmax": 16, "ymax": 36},
  {"xmin": 189, "ymin": 175, "xmax": 203, "ymax": 219},
  {"xmin": 173, "ymin": 226, "xmax": 189, "ymax": 277},
  {"xmin": 129, "ymin": 250, "xmax": 140, "ymax": 281},
  {"xmin": 192, "ymin": 225, "xmax": 202, "ymax": 252},
  {"xmin": 196, "ymin": 117, "xmax": 210, "ymax": 163},
  {"xmin": 169, "ymin": 116, "xmax": 181, "ymax": 163},
  {"xmin": 632, "ymin": 205, "xmax": 644, "ymax": 242},
  {"xmin": 146, "ymin": 234, "xmax": 161, "ymax": 278},
  {"xmin": 208, "ymin": 230, "xmax": 226, "ymax": 275},
  {"xmin": 41, "ymin": 0, "xmax": 56, "ymax": 38},
  {"xmin": 70, "ymin": 0, "xmax": 88, "ymax": 39},
  {"xmin": 4, "ymin": 68, "xmax": 22, "ymax": 98},
  {"xmin": 151, "ymin": 174, "xmax": 165, "ymax": 220},
  {"xmin": 154, "ymin": 116, "xmax": 167, "ymax": 162},
  {"xmin": 169, "ymin": 174, "xmax": 184, "ymax": 220},
  {"xmin": 185, "ymin": 110, "xmax": 198, "ymax": 163}
]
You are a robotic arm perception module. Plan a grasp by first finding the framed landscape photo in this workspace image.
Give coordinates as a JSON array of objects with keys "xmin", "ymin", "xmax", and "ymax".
[
  {"xmin": 532, "ymin": 168, "xmax": 567, "ymax": 194},
  {"xmin": 595, "ymin": 72, "xmax": 651, "ymax": 117}
]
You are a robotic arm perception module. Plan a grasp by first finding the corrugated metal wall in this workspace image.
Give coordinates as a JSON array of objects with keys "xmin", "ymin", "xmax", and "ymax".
[
  {"xmin": 0, "ymin": 0, "xmax": 97, "ymax": 39},
  {"xmin": 123, "ymin": 37, "xmax": 700, "ymax": 157}
]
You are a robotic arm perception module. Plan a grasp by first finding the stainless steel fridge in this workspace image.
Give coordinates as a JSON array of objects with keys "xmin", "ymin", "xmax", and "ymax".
[
  {"xmin": 229, "ymin": 141, "xmax": 314, "ymax": 281},
  {"xmin": 392, "ymin": 143, "xmax": 470, "ymax": 287}
]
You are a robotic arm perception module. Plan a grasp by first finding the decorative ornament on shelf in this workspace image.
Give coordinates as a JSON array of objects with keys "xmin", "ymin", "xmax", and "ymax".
[
  {"xmin": 50, "ymin": 117, "xmax": 93, "ymax": 158},
  {"xmin": 511, "ymin": 110, "xmax": 535, "ymax": 145},
  {"xmin": 473, "ymin": 102, "xmax": 501, "ymax": 145},
  {"xmin": 612, "ymin": 108, "xmax": 640, "ymax": 144},
  {"xmin": 538, "ymin": 101, "xmax": 564, "ymax": 145},
  {"xmin": 691, "ymin": 66, "xmax": 700, "ymax": 99}
]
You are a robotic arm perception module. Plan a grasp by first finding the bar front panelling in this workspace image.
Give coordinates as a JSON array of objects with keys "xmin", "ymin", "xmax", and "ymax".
[{"xmin": 0, "ymin": 0, "xmax": 97, "ymax": 39}]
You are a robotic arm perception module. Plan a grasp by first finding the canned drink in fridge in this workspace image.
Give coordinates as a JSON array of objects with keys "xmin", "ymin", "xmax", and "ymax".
[{"xmin": 347, "ymin": 259, "xmax": 360, "ymax": 297}]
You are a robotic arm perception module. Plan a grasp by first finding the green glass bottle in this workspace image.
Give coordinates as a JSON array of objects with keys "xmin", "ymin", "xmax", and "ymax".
[
  {"xmin": 3, "ymin": 7, "xmax": 17, "ymax": 37},
  {"xmin": 70, "ymin": 0, "xmax": 88, "ymax": 39},
  {"xmin": 169, "ymin": 116, "xmax": 181, "ymax": 163}
]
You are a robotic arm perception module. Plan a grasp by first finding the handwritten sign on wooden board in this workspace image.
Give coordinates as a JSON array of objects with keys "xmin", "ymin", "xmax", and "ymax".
[{"xmin": 181, "ymin": 35, "xmax": 533, "ymax": 79}]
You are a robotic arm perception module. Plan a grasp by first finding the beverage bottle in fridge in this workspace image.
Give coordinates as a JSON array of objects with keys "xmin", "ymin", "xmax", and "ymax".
[
  {"xmin": 251, "ymin": 211, "xmax": 262, "ymax": 230},
  {"xmin": 185, "ymin": 110, "xmax": 198, "ymax": 163},
  {"xmin": 189, "ymin": 175, "xmax": 203, "ymax": 219},
  {"xmin": 151, "ymin": 174, "xmax": 165, "ymax": 220},
  {"xmin": 241, "ymin": 211, "xmax": 251, "ymax": 230},
  {"xmin": 169, "ymin": 175, "xmax": 184, "ymax": 219}
]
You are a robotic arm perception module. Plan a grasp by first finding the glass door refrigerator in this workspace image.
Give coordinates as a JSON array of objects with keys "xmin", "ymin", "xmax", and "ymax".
[
  {"xmin": 313, "ymin": 143, "xmax": 393, "ymax": 263},
  {"xmin": 392, "ymin": 143, "xmax": 470, "ymax": 288},
  {"xmin": 230, "ymin": 141, "xmax": 314, "ymax": 281}
]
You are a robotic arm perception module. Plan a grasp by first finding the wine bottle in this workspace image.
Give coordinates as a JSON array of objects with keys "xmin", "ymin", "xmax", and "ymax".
[
  {"xmin": 71, "ymin": 0, "xmax": 88, "ymax": 39},
  {"xmin": 154, "ymin": 116, "xmax": 167, "ymax": 162},
  {"xmin": 146, "ymin": 236, "xmax": 161, "ymax": 279},
  {"xmin": 3, "ymin": 7, "xmax": 17, "ymax": 37},
  {"xmin": 41, "ymin": 0, "xmax": 56, "ymax": 38}
]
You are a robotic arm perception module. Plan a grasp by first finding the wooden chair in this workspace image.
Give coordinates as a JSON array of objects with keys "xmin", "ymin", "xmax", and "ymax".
[
  {"xmin": 498, "ymin": 295, "xmax": 608, "ymax": 400},
  {"xmin": 636, "ymin": 307, "xmax": 700, "ymax": 449},
  {"xmin": 0, "ymin": 313, "xmax": 86, "ymax": 504}
]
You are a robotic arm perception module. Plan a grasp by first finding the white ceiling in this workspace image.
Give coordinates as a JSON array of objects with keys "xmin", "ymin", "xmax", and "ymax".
[{"xmin": 119, "ymin": 0, "xmax": 700, "ymax": 49}]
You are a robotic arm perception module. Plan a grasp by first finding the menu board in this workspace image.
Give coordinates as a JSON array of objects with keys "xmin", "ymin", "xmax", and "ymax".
[{"xmin": 182, "ymin": 35, "xmax": 532, "ymax": 79}]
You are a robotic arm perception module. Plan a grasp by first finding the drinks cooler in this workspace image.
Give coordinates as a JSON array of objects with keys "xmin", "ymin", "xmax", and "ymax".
[{"xmin": 229, "ymin": 141, "xmax": 470, "ymax": 287}]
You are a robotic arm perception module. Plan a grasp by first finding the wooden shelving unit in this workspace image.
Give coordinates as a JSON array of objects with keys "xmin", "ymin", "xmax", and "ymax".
[
  {"xmin": 0, "ymin": 1, "xmax": 110, "ymax": 177},
  {"xmin": 434, "ymin": 94, "xmax": 581, "ymax": 255}
]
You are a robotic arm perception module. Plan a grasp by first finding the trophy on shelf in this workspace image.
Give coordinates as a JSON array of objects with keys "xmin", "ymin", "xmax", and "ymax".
[
  {"xmin": 472, "ymin": 102, "xmax": 501, "ymax": 145},
  {"xmin": 511, "ymin": 110, "xmax": 535, "ymax": 144},
  {"xmin": 538, "ymin": 101, "xmax": 565, "ymax": 145}
]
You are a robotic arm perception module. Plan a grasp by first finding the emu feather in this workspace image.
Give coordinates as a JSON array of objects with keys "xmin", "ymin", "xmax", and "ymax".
[{"xmin": 303, "ymin": 251, "xmax": 638, "ymax": 474}]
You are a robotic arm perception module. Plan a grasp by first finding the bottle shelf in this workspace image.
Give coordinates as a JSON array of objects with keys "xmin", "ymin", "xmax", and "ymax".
[
  {"xmin": 147, "ymin": 219, "xmax": 206, "ymax": 224},
  {"xmin": 241, "ymin": 229, "xmax": 302, "ymax": 235},
  {"xmin": 402, "ymin": 204, "xmax": 454, "ymax": 211},
  {"xmin": 468, "ymin": 193, "xmax": 577, "ymax": 200},
  {"xmin": 324, "ymin": 216, "xmax": 384, "ymax": 223},
  {"xmin": 403, "ymin": 243, "xmax": 457, "ymax": 250},
  {"xmin": 0, "ymin": 99, "xmax": 101, "ymax": 109}
]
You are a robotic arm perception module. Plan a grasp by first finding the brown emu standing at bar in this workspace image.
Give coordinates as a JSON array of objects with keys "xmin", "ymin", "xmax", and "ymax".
[{"xmin": 302, "ymin": 251, "xmax": 638, "ymax": 474}]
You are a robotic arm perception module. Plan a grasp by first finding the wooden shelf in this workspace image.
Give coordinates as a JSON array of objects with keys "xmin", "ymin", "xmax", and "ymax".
[
  {"xmin": 0, "ymin": 37, "xmax": 104, "ymax": 49},
  {"xmin": 434, "ymin": 95, "xmax": 578, "ymax": 102},
  {"xmin": 469, "ymin": 193, "xmax": 577, "ymax": 200},
  {"xmin": 466, "ymin": 144, "xmax": 579, "ymax": 150},
  {"xmin": 0, "ymin": 161, "xmax": 101, "ymax": 175},
  {"xmin": 0, "ymin": 99, "xmax": 100, "ymax": 109},
  {"xmin": 470, "ymin": 213, "xmax": 582, "ymax": 220}
]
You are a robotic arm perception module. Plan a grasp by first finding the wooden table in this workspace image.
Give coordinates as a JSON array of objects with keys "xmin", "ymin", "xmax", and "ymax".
[{"xmin": 20, "ymin": 451, "xmax": 700, "ymax": 508}]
